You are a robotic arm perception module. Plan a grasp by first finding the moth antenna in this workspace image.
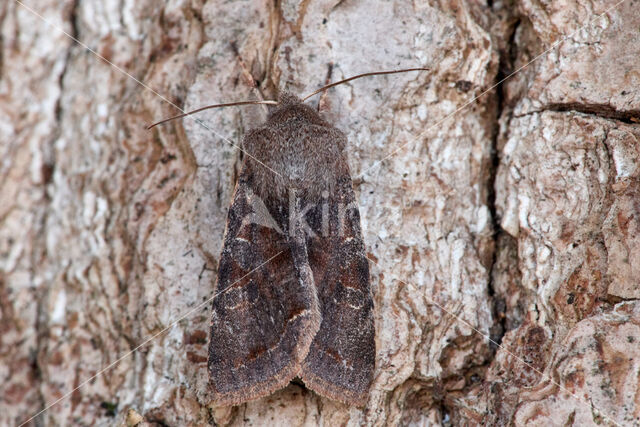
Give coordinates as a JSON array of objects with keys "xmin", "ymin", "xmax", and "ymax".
[
  {"xmin": 301, "ymin": 67, "xmax": 430, "ymax": 102},
  {"xmin": 146, "ymin": 100, "xmax": 278, "ymax": 130}
]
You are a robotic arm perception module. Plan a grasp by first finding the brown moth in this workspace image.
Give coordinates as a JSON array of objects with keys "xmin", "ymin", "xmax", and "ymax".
[
  {"xmin": 148, "ymin": 68, "xmax": 427, "ymax": 407},
  {"xmin": 208, "ymin": 91, "xmax": 374, "ymax": 406}
]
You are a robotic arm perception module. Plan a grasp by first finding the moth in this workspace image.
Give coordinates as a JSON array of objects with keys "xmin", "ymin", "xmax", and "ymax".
[{"xmin": 149, "ymin": 68, "xmax": 427, "ymax": 407}]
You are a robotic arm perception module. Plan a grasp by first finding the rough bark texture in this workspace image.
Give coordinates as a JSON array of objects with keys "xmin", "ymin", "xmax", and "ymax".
[{"xmin": 1, "ymin": 0, "xmax": 638, "ymax": 426}]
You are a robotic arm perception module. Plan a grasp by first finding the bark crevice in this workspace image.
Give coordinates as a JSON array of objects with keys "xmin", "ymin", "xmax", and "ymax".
[{"xmin": 515, "ymin": 103, "xmax": 640, "ymax": 124}]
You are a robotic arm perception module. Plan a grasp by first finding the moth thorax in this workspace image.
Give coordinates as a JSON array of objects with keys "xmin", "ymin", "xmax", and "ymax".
[
  {"xmin": 243, "ymin": 98, "xmax": 349, "ymax": 202},
  {"xmin": 250, "ymin": 157, "xmax": 346, "ymax": 203}
]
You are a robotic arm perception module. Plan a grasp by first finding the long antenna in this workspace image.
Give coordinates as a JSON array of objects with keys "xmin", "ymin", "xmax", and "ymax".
[
  {"xmin": 301, "ymin": 67, "xmax": 430, "ymax": 102},
  {"xmin": 146, "ymin": 100, "xmax": 278, "ymax": 130},
  {"xmin": 147, "ymin": 68, "xmax": 430, "ymax": 129}
]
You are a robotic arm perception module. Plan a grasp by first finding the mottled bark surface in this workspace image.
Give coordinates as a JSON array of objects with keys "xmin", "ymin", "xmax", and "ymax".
[{"xmin": 0, "ymin": 0, "xmax": 638, "ymax": 426}]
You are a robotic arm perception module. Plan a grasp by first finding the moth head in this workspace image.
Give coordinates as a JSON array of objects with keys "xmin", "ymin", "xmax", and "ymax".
[
  {"xmin": 261, "ymin": 91, "xmax": 334, "ymax": 129},
  {"xmin": 276, "ymin": 91, "xmax": 303, "ymax": 107}
]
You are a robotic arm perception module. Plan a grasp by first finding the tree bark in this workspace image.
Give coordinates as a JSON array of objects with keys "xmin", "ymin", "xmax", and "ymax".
[{"xmin": 1, "ymin": 0, "xmax": 638, "ymax": 426}]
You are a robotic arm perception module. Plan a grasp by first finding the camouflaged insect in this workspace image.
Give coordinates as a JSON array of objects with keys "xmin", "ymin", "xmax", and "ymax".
[{"xmin": 208, "ymin": 92, "xmax": 374, "ymax": 407}]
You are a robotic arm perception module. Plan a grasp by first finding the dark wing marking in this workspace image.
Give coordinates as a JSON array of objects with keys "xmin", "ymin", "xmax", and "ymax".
[
  {"xmin": 208, "ymin": 165, "xmax": 320, "ymax": 406},
  {"xmin": 300, "ymin": 174, "xmax": 375, "ymax": 406}
]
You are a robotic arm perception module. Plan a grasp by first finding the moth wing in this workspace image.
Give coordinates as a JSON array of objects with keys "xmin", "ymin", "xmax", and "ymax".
[
  {"xmin": 300, "ymin": 174, "xmax": 375, "ymax": 406},
  {"xmin": 208, "ymin": 166, "xmax": 320, "ymax": 406}
]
